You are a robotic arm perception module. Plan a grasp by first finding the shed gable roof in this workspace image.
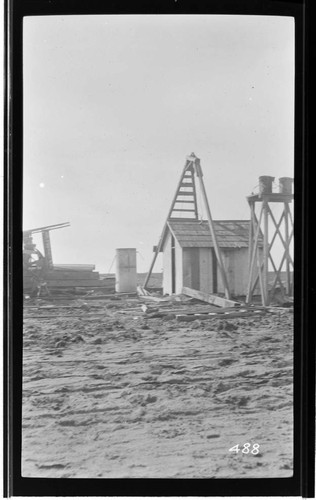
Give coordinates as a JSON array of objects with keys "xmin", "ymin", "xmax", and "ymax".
[{"xmin": 166, "ymin": 220, "xmax": 260, "ymax": 249}]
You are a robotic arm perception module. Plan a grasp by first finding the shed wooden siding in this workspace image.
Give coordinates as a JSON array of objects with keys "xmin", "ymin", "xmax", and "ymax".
[
  {"xmin": 175, "ymin": 236, "xmax": 183, "ymax": 294},
  {"xmin": 183, "ymin": 248, "xmax": 200, "ymax": 290},
  {"xmin": 216, "ymin": 248, "xmax": 248, "ymax": 296},
  {"xmin": 162, "ymin": 231, "xmax": 183, "ymax": 295},
  {"xmin": 162, "ymin": 220, "xmax": 261, "ymax": 296},
  {"xmin": 216, "ymin": 248, "xmax": 262, "ymax": 296},
  {"xmin": 162, "ymin": 231, "xmax": 172, "ymax": 295},
  {"xmin": 183, "ymin": 247, "xmax": 216, "ymax": 294},
  {"xmin": 183, "ymin": 246, "xmax": 250, "ymax": 296},
  {"xmin": 199, "ymin": 248, "xmax": 215, "ymax": 293},
  {"xmin": 182, "ymin": 249, "xmax": 191, "ymax": 289}
]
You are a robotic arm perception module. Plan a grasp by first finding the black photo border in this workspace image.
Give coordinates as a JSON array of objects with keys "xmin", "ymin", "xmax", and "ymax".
[{"xmin": 4, "ymin": 0, "xmax": 315, "ymax": 497}]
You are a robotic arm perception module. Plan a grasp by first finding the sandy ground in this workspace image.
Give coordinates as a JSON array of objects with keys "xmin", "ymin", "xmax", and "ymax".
[{"xmin": 22, "ymin": 296, "xmax": 293, "ymax": 478}]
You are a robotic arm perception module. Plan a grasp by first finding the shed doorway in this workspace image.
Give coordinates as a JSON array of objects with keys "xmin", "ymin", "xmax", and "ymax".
[
  {"xmin": 183, "ymin": 248, "xmax": 200, "ymax": 290},
  {"xmin": 183, "ymin": 247, "xmax": 218, "ymax": 294}
]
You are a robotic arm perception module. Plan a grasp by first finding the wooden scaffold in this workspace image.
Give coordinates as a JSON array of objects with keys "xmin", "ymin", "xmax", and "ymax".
[{"xmin": 246, "ymin": 176, "xmax": 294, "ymax": 306}]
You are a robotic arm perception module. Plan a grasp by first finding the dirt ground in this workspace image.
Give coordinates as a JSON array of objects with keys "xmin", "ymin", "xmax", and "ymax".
[{"xmin": 22, "ymin": 294, "xmax": 293, "ymax": 478}]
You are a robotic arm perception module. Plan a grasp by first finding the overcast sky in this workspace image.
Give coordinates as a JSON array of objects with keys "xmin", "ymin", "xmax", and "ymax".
[{"xmin": 23, "ymin": 15, "xmax": 294, "ymax": 273}]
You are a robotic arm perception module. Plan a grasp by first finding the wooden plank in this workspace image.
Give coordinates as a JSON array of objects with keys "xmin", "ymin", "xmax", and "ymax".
[
  {"xmin": 24, "ymin": 279, "xmax": 113, "ymax": 288},
  {"xmin": 23, "ymin": 222, "xmax": 70, "ymax": 234},
  {"xmin": 42, "ymin": 230, "xmax": 53, "ymax": 269},
  {"xmin": 71, "ymin": 294, "xmax": 119, "ymax": 299},
  {"xmin": 50, "ymin": 270, "xmax": 98, "ymax": 275},
  {"xmin": 53, "ymin": 264, "xmax": 96, "ymax": 271},
  {"xmin": 137, "ymin": 285, "xmax": 151, "ymax": 296},
  {"xmin": 182, "ymin": 286, "xmax": 240, "ymax": 308},
  {"xmin": 24, "ymin": 313, "xmax": 108, "ymax": 319},
  {"xmin": 137, "ymin": 295, "xmax": 172, "ymax": 303},
  {"xmin": 176, "ymin": 309, "xmax": 266, "ymax": 322},
  {"xmin": 45, "ymin": 272, "xmax": 100, "ymax": 280},
  {"xmin": 24, "ymin": 293, "xmax": 117, "ymax": 300},
  {"xmin": 54, "ymin": 264, "xmax": 95, "ymax": 271},
  {"xmin": 24, "ymin": 305, "xmax": 103, "ymax": 310},
  {"xmin": 24, "ymin": 270, "xmax": 108, "ymax": 280},
  {"xmin": 190, "ymin": 249, "xmax": 200, "ymax": 290}
]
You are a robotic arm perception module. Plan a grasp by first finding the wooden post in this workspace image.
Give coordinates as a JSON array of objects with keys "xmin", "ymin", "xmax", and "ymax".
[
  {"xmin": 192, "ymin": 156, "xmax": 231, "ymax": 299},
  {"xmin": 246, "ymin": 204, "xmax": 264, "ymax": 303},
  {"xmin": 247, "ymin": 202, "xmax": 260, "ymax": 299},
  {"xmin": 248, "ymin": 202, "xmax": 254, "ymax": 272},
  {"xmin": 257, "ymin": 246, "xmax": 266, "ymax": 306},
  {"xmin": 263, "ymin": 199, "xmax": 269, "ymax": 305},
  {"xmin": 284, "ymin": 202, "xmax": 291, "ymax": 295},
  {"xmin": 42, "ymin": 230, "xmax": 53, "ymax": 269}
]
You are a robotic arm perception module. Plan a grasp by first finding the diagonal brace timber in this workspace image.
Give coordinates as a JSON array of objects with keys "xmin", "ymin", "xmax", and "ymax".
[
  {"xmin": 246, "ymin": 204, "xmax": 264, "ymax": 303},
  {"xmin": 267, "ymin": 206, "xmax": 294, "ymax": 267},
  {"xmin": 190, "ymin": 155, "xmax": 231, "ymax": 299},
  {"xmin": 249, "ymin": 209, "xmax": 286, "ymax": 297}
]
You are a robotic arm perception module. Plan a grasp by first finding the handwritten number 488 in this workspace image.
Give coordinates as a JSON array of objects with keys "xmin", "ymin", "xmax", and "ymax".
[{"xmin": 229, "ymin": 443, "xmax": 260, "ymax": 455}]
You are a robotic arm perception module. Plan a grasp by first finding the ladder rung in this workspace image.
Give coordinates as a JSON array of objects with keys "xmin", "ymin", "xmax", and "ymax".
[
  {"xmin": 172, "ymin": 209, "xmax": 196, "ymax": 212},
  {"xmin": 180, "ymin": 183, "xmax": 193, "ymax": 187},
  {"xmin": 178, "ymin": 191, "xmax": 194, "ymax": 196},
  {"xmin": 169, "ymin": 217, "xmax": 198, "ymax": 221},
  {"xmin": 174, "ymin": 200, "xmax": 195, "ymax": 204}
]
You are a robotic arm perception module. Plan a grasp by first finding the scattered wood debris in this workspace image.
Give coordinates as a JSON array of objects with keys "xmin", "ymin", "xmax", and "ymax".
[
  {"xmin": 182, "ymin": 286, "xmax": 241, "ymax": 308},
  {"xmin": 176, "ymin": 308, "xmax": 266, "ymax": 322}
]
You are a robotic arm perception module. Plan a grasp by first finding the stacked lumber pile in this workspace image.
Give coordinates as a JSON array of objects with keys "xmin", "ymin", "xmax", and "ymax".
[{"xmin": 23, "ymin": 265, "xmax": 115, "ymax": 292}]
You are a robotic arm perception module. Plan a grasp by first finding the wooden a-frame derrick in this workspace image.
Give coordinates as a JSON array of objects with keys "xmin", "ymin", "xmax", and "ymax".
[
  {"xmin": 23, "ymin": 222, "xmax": 70, "ymax": 270},
  {"xmin": 143, "ymin": 153, "xmax": 231, "ymax": 299},
  {"xmin": 246, "ymin": 181, "xmax": 293, "ymax": 306}
]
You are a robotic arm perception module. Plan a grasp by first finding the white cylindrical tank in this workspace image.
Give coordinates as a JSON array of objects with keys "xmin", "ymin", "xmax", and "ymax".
[{"xmin": 115, "ymin": 248, "xmax": 137, "ymax": 293}]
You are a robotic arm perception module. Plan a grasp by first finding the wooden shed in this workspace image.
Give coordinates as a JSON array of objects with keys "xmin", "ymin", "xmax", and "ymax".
[{"xmin": 160, "ymin": 219, "xmax": 257, "ymax": 297}]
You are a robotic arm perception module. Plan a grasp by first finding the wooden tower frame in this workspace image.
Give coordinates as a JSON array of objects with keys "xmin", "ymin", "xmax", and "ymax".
[
  {"xmin": 246, "ymin": 176, "xmax": 294, "ymax": 306},
  {"xmin": 143, "ymin": 153, "xmax": 231, "ymax": 299}
]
